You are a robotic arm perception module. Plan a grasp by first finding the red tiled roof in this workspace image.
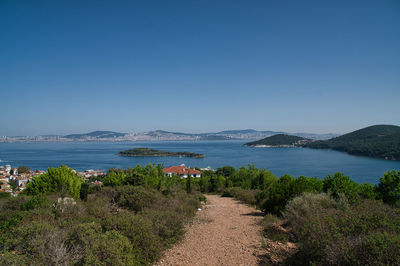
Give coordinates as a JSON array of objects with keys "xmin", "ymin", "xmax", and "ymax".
[{"xmin": 163, "ymin": 165, "xmax": 201, "ymax": 175}]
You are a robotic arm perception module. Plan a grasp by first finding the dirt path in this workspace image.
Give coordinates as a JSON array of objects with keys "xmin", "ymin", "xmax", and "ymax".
[{"xmin": 155, "ymin": 195, "xmax": 267, "ymax": 266}]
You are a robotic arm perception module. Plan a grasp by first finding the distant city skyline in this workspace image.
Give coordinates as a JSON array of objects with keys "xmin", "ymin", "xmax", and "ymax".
[{"xmin": 1, "ymin": 0, "xmax": 399, "ymax": 136}]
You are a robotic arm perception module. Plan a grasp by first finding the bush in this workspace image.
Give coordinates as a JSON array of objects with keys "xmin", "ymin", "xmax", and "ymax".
[
  {"xmin": 283, "ymin": 192, "xmax": 336, "ymax": 235},
  {"xmin": 292, "ymin": 199, "xmax": 400, "ymax": 265},
  {"xmin": 22, "ymin": 195, "xmax": 50, "ymax": 211},
  {"xmin": 101, "ymin": 213, "xmax": 160, "ymax": 264},
  {"xmin": 69, "ymin": 222, "xmax": 137, "ymax": 265},
  {"xmin": 263, "ymin": 223, "xmax": 289, "ymax": 243},
  {"xmin": 359, "ymin": 183, "xmax": 378, "ymax": 200},
  {"xmin": 115, "ymin": 186, "xmax": 158, "ymax": 212},
  {"xmin": 143, "ymin": 209, "xmax": 184, "ymax": 248},
  {"xmin": 377, "ymin": 169, "xmax": 400, "ymax": 206},
  {"xmin": 0, "ymin": 192, "xmax": 11, "ymax": 199},
  {"xmin": 222, "ymin": 187, "xmax": 258, "ymax": 205}
]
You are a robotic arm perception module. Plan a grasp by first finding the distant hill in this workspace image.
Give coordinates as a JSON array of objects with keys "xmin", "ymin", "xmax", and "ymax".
[
  {"xmin": 245, "ymin": 134, "xmax": 311, "ymax": 147},
  {"xmin": 64, "ymin": 131, "xmax": 126, "ymax": 139},
  {"xmin": 148, "ymin": 129, "xmax": 336, "ymax": 140},
  {"xmin": 216, "ymin": 129, "xmax": 259, "ymax": 135},
  {"xmin": 305, "ymin": 125, "xmax": 400, "ymax": 160}
]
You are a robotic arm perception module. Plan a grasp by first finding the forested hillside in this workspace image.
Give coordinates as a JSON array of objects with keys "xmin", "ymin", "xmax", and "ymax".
[{"xmin": 306, "ymin": 125, "xmax": 400, "ymax": 160}]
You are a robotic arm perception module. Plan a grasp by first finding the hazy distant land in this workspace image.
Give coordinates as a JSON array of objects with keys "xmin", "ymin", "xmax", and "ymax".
[{"xmin": 0, "ymin": 129, "xmax": 338, "ymax": 143}]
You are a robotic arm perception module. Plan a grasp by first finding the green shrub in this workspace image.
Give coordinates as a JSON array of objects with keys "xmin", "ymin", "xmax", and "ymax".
[
  {"xmin": 359, "ymin": 182, "xmax": 378, "ymax": 200},
  {"xmin": 377, "ymin": 169, "xmax": 400, "ymax": 206},
  {"xmin": 115, "ymin": 186, "xmax": 158, "ymax": 212},
  {"xmin": 222, "ymin": 187, "xmax": 258, "ymax": 205},
  {"xmin": 22, "ymin": 195, "xmax": 50, "ymax": 211},
  {"xmin": 69, "ymin": 222, "xmax": 137, "ymax": 265},
  {"xmin": 283, "ymin": 192, "xmax": 337, "ymax": 234},
  {"xmin": 263, "ymin": 223, "xmax": 289, "ymax": 243},
  {"xmin": 143, "ymin": 209, "xmax": 184, "ymax": 248},
  {"xmin": 101, "ymin": 213, "xmax": 160, "ymax": 264},
  {"xmin": 0, "ymin": 192, "xmax": 11, "ymax": 199}
]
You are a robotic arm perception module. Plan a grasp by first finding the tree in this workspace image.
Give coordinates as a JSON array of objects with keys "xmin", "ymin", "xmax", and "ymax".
[
  {"xmin": 186, "ymin": 171, "xmax": 192, "ymax": 194},
  {"xmin": 216, "ymin": 166, "xmax": 236, "ymax": 177},
  {"xmin": 24, "ymin": 165, "xmax": 83, "ymax": 199},
  {"xmin": 377, "ymin": 170, "xmax": 400, "ymax": 206},
  {"xmin": 8, "ymin": 179, "xmax": 19, "ymax": 193},
  {"xmin": 80, "ymin": 182, "xmax": 90, "ymax": 201},
  {"xmin": 103, "ymin": 169, "xmax": 125, "ymax": 187},
  {"xmin": 323, "ymin": 172, "xmax": 360, "ymax": 203}
]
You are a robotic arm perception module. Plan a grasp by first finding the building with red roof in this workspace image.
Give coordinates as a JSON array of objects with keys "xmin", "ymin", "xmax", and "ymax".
[{"xmin": 163, "ymin": 164, "xmax": 201, "ymax": 178}]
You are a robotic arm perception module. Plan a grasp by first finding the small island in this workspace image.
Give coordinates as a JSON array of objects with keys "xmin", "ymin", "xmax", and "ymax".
[
  {"xmin": 244, "ymin": 134, "xmax": 311, "ymax": 147},
  {"xmin": 118, "ymin": 148, "xmax": 205, "ymax": 158}
]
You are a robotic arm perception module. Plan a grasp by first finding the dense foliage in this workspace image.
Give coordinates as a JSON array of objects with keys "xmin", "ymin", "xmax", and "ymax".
[
  {"xmin": 0, "ymin": 165, "xmax": 202, "ymax": 265},
  {"xmin": 245, "ymin": 134, "xmax": 309, "ymax": 146},
  {"xmin": 306, "ymin": 125, "xmax": 400, "ymax": 160},
  {"xmin": 24, "ymin": 165, "xmax": 83, "ymax": 199}
]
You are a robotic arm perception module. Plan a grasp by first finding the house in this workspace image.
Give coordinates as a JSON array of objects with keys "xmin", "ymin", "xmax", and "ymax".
[
  {"xmin": 163, "ymin": 164, "xmax": 201, "ymax": 178},
  {"xmin": 0, "ymin": 175, "xmax": 10, "ymax": 192}
]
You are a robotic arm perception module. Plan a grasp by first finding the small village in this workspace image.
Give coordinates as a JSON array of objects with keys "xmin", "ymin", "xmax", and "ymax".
[
  {"xmin": 0, "ymin": 163, "xmax": 207, "ymax": 197},
  {"xmin": 0, "ymin": 165, "xmax": 105, "ymax": 196}
]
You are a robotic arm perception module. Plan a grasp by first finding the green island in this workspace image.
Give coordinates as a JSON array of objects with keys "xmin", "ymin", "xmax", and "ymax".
[
  {"xmin": 118, "ymin": 147, "xmax": 205, "ymax": 158},
  {"xmin": 245, "ymin": 134, "xmax": 311, "ymax": 147},
  {"xmin": 304, "ymin": 125, "xmax": 400, "ymax": 160},
  {"xmin": 246, "ymin": 125, "xmax": 400, "ymax": 161}
]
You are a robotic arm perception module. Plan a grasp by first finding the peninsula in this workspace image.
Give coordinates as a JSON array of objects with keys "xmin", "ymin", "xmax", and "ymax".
[{"xmin": 118, "ymin": 148, "xmax": 205, "ymax": 158}]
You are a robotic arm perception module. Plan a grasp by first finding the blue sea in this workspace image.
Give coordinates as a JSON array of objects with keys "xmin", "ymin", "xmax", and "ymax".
[{"xmin": 1, "ymin": 140, "xmax": 400, "ymax": 184}]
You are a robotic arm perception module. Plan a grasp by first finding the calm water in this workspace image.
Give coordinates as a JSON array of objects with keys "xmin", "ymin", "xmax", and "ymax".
[{"xmin": 1, "ymin": 141, "xmax": 400, "ymax": 184}]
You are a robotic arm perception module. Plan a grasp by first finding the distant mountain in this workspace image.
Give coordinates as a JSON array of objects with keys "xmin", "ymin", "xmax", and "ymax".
[
  {"xmin": 305, "ymin": 125, "xmax": 400, "ymax": 160},
  {"xmin": 290, "ymin": 132, "xmax": 339, "ymax": 140},
  {"xmin": 245, "ymin": 134, "xmax": 311, "ymax": 147},
  {"xmin": 64, "ymin": 131, "xmax": 126, "ymax": 139},
  {"xmin": 4, "ymin": 129, "xmax": 338, "ymax": 142},
  {"xmin": 216, "ymin": 129, "xmax": 259, "ymax": 135}
]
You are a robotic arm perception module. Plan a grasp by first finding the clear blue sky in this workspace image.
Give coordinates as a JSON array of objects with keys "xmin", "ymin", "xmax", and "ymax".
[{"xmin": 1, "ymin": 0, "xmax": 399, "ymax": 136}]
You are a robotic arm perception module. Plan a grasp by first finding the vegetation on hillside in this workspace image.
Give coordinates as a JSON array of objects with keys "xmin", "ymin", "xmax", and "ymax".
[
  {"xmin": 0, "ymin": 165, "xmax": 202, "ymax": 265},
  {"xmin": 1, "ymin": 163, "xmax": 399, "ymax": 265},
  {"xmin": 306, "ymin": 125, "xmax": 400, "ymax": 160},
  {"xmin": 213, "ymin": 165, "xmax": 400, "ymax": 265},
  {"xmin": 118, "ymin": 148, "xmax": 204, "ymax": 158},
  {"xmin": 245, "ymin": 134, "xmax": 310, "ymax": 147}
]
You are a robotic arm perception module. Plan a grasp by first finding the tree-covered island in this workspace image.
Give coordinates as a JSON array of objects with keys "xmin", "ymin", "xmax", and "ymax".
[
  {"xmin": 244, "ymin": 134, "xmax": 311, "ymax": 147},
  {"xmin": 245, "ymin": 125, "xmax": 400, "ymax": 161},
  {"xmin": 118, "ymin": 148, "xmax": 205, "ymax": 158}
]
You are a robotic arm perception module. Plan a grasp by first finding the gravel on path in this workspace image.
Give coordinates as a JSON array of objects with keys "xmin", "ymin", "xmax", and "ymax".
[{"xmin": 155, "ymin": 194, "xmax": 267, "ymax": 266}]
